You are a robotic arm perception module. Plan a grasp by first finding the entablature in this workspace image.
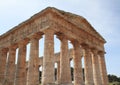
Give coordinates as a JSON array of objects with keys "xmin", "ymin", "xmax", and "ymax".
[
  {"xmin": 0, "ymin": 7, "xmax": 105, "ymax": 52},
  {"xmin": 0, "ymin": 13, "xmax": 52, "ymax": 48}
]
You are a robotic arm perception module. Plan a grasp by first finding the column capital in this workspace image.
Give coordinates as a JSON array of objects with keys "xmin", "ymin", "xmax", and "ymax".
[
  {"xmin": 57, "ymin": 34, "xmax": 68, "ymax": 41},
  {"xmin": 71, "ymin": 40, "xmax": 79, "ymax": 46},
  {"xmin": 71, "ymin": 40, "xmax": 83, "ymax": 57},
  {"xmin": 98, "ymin": 51, "xmax": 106, "ymax": 55},
  {"xmin": 30, "ymin": 33, "xmax": 43, "ymax": 40},
  {"xmin": 18, "ymin": 40, "xmax": 28, "ymax": 47},
  {"xmin": 81, "ymin": 44, "xmax": 92, "ymax": 54},
  {"xmin": 81, "ymin": 43, "xmax": 90, "ymax": 49},
  {"xmin": 42, "ymin": 28, "xmax": 55, "ymax": 35},
  {"xmin": 91, "ymin": 48, "xmax": 98, "ymax": 54},
  {"xmin": 8, "ymin": 44, "xmax": 17, "ymax": 50},
  {"xmin": 8, "ymin": 46, "xmax": 16, "ymax": 56}
]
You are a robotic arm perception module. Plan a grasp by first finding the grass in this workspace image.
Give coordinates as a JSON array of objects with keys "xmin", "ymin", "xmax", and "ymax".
[{"xmin": 109, "ymin": 82, "xmax": 120, "ymax": 85}]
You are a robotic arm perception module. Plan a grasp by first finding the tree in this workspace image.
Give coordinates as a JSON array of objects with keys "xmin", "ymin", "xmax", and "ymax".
[{"xmin": 108, "ymin": 74, "xmax": 120, "ymax": 83}]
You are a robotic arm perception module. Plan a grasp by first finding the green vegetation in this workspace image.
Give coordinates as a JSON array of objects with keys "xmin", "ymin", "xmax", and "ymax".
[
  {"xmin": 109, "ymin": 82, "xmax": 120, "ymax": 85},
  {"xmin": 108, "ymin": 74, "xmax": 120, "ymax": 85}
]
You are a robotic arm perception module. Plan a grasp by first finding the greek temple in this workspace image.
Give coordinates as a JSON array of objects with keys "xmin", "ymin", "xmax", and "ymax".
[{"xmin": 0, "ymin": 7, "xmax": 108, "ymax": 85}]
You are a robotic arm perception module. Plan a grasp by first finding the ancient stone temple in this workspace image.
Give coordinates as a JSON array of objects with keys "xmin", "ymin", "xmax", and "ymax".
[{"xmin": 0, "ymin": 7, "xmax": 108, "ymax": 85}]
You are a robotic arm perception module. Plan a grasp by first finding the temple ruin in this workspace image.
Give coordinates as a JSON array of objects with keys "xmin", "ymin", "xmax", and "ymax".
[{"xmin": 0, "ymin": 7, "xmax": 108, "ymax": 85}]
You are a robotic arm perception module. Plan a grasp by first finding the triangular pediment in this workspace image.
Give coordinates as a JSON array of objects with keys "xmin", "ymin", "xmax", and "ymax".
[{"xmin": 43, "ymin": 7, "xmax": 106, "ymax": 43}]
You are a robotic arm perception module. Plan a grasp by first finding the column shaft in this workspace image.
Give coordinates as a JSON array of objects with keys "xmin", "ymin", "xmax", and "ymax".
[
  {"xmin": 73, "ymin": 41, "xmax": 83, "ymax": 85},
  {"xmin": 27, "ymin": 37, "xmax": 39, "ymax": 85},
  {"xmin": 92, "ymin": 49, "xmax": 102, "ymax": 85},
  {"xmin": 6, "ymin": 47, "xmax": 16, "ymax": 85},
  {"xmin": 0, "ymin": 49, "xmax": 7, "ymax": 84},
  {"xmin": 83, "ymin": 46, "xmax": 94, "ymax": 85},
  {"xmin": 99, "ymin": 52, "xmax": 109, "ymax": 85},
  {"xmin": 42, "ymin": 30, "xmax": 55, "ymax": 85},
  {"xmin": 15, "ymin": 43, "xmax": 26, "ymax": 85},
  {"xmin": 59, "ymin": 36, "xmax": 72, "ymax": 84}
]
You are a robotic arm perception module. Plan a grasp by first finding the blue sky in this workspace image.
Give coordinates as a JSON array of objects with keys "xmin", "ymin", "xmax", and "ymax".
[{"xmin": 0, "ymin": 0, "xmax": 120, "ymax": 77}]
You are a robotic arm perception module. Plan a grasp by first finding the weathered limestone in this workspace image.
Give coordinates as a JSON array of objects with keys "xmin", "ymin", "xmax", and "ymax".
[
  {"xmin": 42, "ymin": 30, "xmax": 55, "ymax": 85},
  {"xmin": 83, "ymin": 45, "xmax": 94, "ymax": 85},
  {"xmin": 0, "ymin": 49, "xmax": 8, "ymax": 84},
  {"xmin": 0, "ymin": 7, "xmax": 108, "ymax": 85},
  {"xmin": 72, "ymin": 41, "xmax": 83, "ymax": 85},
  {"xmin": 27, "ymin": 36, "xmax": 40, "ymax": 85},
  {"xmin": 98, "ymin": 52, "xmax": 109, "ymax": 85},
  {"xmin": 58, "ymin": 35, "xmax": 72, "ymax": 85},
  {"xmin": 15, "ymin": 42, "xmax": 27, "ymax": 85},
  {"xmin": 0, "ymin": 49, "xmax": 2, "ymax": 83},
  {"xmin": 92, "ymin": 49, "xmax": 102, "ymax": 85},
  {"xmin": 5, "ymin": 47, "xmax": 16, "ymax": 85}
]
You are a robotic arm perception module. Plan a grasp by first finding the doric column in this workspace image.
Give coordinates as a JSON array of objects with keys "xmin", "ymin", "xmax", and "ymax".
[
  {"xmin": 82, "ymin": 45, "xmax": 94, "ymax": 85},
  {"xmin": 57, "ymin": 61, "xmax": 60, "ymax": 84},
  {"xmin": 6, "ymin": 47, "xmax": 16, "ymax": 85},
  {"xmin": 72, "ymin": 41, "xmax": 83, "ymax": 85},
  {"xmin": 0, "ymin": 48, "xmax": 8, "ymax": 84},
  {"xmin": 92, "ymin": 49, "xmax": 102, "ymax": 85},
  {"xmin": 15, "ymin": 42, "xmax": 27, "ymax": 85},
  {"xmin": 98, "ymin": 51, "xmax": 109, "ymax": 85},
  {"xmin": 58, "ymin": 35, "xmax": 72, "ymax": 84},
  {"xmin": 42, "ymin": 30, "xmax": 55, "ymax": 85},
  {"xmin": 27, "ymin": 36, "xmax": 40, "ymax": 85}
]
